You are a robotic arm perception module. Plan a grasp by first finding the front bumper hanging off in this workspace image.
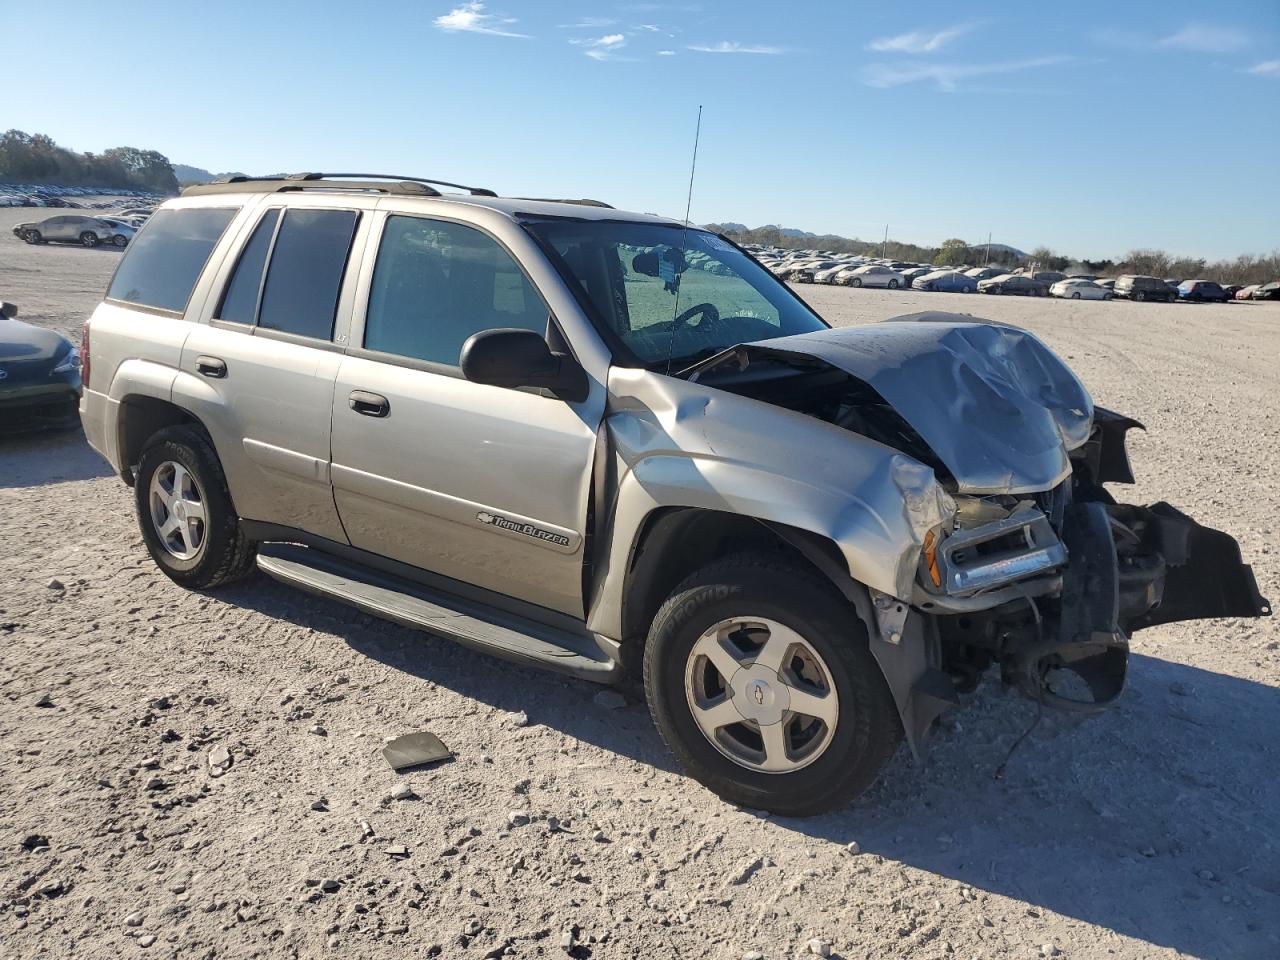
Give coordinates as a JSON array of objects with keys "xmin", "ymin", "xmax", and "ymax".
[{"xmin": 1006, "ymin": 500, "xmax": 1271, "ymax": 712}]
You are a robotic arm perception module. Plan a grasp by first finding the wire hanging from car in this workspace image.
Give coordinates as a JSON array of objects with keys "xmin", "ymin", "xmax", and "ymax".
[
  {"xmin": 995, "ymin": 592, "xmax": 1045, "ymax": 780},
  {"xmin": 664, "ymin": 105, "xmax": 703, "ymax": 377}
]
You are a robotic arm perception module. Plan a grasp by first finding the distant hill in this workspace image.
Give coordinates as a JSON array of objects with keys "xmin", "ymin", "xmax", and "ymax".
[
  {"xmin": 972, "ymin": 241, "xmax": 1027, "ymax": 258},
  {"xmin": 173, "ymin": 163, "xmax": 249, "ymax": 185}
]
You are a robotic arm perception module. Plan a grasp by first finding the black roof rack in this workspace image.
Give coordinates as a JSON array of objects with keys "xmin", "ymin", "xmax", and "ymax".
[
  {"xmin": 182, "ymin": 172, "xmax": 498, "ymax": 199},
  {"xmin": 515, "ymin": 197, "xmax": 614, "ymax": 209}
]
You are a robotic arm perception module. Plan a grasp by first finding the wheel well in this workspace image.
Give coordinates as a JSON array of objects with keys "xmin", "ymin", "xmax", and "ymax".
[
  {"xmin": 117, "ymin": 397, "xmax": 202, "ymax": 485},
  {"xmin": 619, "ymin": 507, "xmax": 849, "ymax": 677}
]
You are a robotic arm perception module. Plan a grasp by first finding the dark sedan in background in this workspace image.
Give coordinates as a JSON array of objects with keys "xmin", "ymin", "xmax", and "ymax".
[
  {"xmin": 0, "ymin": 302, "xmax": 83, "ymax": 434},
  {"xmin": 1178, "ymin": 280, "xmax": 1228, "ymax": 303},
  {"xmin": 978, "ymin": 273, "xmax": 1049, "ymax": 296}
]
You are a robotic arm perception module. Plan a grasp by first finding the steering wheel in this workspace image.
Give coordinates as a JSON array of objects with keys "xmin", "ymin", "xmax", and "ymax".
[{"xmin": 672, "ymin": 301, "xmax": 720, "ymax": 331}]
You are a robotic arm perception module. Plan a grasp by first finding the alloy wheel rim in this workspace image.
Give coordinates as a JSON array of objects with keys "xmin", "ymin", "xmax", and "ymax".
[
  {"xmin": 149, "ymin": 460, "xmax": 207, "ymax": 560},
  {"xmin": 684, "ymin": 617, "xmax": 839, "ymax": 774}
]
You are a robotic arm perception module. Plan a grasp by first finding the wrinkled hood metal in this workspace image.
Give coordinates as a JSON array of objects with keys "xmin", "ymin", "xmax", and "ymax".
[{"xmin": 690, "ymin": 312, "xmax": 1094, "ymax": 494}]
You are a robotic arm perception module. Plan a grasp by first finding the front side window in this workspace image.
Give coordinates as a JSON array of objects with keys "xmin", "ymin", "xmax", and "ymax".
[
  {"xmin": 257, "ymin": 209, "xmax": 359, "ymax": 340},
  {"xmin": 364, "ymin": 215, "xmax": 548, "ymax": 367},
  {"xmin": 526, "ymin": 220, "xmax": 826, "ymax": 370},
  {"xmin": 107, "ymin": 207, "xmax": 237, "ymax": 313}
]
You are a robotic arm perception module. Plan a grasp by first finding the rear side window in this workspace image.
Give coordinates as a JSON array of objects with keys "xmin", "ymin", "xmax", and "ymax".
[
  {"xmin": 106, "ymin": 207, "xmax": 236, "ymax": 312},
  {"xmin": 217, "ymin": 208, "xmax": 280, "ymax": 324},
  {"xmin": 257, "ymin": 209, "xmax": 359, "ymax": 340}
]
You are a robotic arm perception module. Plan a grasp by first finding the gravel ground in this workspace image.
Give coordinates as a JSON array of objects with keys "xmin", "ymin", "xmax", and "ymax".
[{"xmin": 2, "ymin": 208, "xmax": 1278, "ymax": 960}]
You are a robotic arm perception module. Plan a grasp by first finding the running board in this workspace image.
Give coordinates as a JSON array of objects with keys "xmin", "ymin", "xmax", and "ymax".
[{"xmin": 255, "ymin": 543, "xmax": 620, "ymax": 683}]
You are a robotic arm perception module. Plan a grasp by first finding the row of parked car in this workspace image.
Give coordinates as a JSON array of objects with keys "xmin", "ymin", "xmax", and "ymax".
[
  {"xmin": 745, "ymin": 247, "xmax": 1280, "ymax": 303},
  {"xmin": 0, "ymin": 182, "xmax": 162, "ymax": 209}
]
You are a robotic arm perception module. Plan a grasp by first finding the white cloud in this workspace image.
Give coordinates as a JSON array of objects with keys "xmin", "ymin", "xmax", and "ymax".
[
  {"xmin": 558, "ymin": 16, "xmax": 616, "ymax": 29},
  {"xmin": 571, "ymin": 32, "xmax": 628, "ymax": 60},
  {"xmin": 863, "ymin": 56, "xmax": 1071, "ymax": 92},
  {"xmin": 434, "ymin": 2, "xmax": 527, "ymax": 38},
  {"xmin": 657, "ymin": 49, "xmax": 676, "ymax": 56},
  {"xmin": 868, "ymin": 24, "xmax": 973, "ymax": 54},
  {"xmin": 1157, "ymin": 23, "xmax": 1250, "ymax": 53},
  {"xmin": 1248, "ymin": 59, "xmax": 1280, "ymax": 75},
  {"xmin": 688, "ymin": 41, "xmax": 782, "ymax": 55}
]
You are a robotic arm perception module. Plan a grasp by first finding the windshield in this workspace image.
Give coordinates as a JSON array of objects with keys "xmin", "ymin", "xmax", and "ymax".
[{"xmin": 524, "ymin": 219, "xmax": 827, "ymax": 370}]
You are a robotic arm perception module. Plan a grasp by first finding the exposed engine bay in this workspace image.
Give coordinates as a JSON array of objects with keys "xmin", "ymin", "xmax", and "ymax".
[{"xmin": 687, "ymin": 315, "xmax": 1271, "ymax": 732}]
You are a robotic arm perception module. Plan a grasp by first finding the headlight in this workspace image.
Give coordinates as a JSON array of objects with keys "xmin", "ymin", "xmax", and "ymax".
[{"xmin": 52, "ymin": 346, "xmax": 81, "ymax": 374}]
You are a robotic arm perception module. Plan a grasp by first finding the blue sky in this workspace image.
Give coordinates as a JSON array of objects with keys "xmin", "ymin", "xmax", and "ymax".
[{"xmin": 7, "ymin": 0, "xmax": 1277, "ymax": 260}]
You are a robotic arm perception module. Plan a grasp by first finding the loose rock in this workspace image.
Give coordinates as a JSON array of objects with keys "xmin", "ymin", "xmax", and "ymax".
[
  {"xmin": 807, "ymin": 937, "xmax": 832, "ymax": 957},
  {"xmin": 593, "ymin": 689, "xmax": 626, "ymax": 710}
]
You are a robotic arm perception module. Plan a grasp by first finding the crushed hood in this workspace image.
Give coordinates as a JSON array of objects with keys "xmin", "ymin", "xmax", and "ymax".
[{"xmin": 690, "ymin": 312, "xmax": 1094, "ymax": 494}]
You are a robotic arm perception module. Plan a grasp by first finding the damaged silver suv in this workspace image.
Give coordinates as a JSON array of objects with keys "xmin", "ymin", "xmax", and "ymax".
[{"xmin": 80, "ymin": 173, "xmax": 1270, "ymax": 814}]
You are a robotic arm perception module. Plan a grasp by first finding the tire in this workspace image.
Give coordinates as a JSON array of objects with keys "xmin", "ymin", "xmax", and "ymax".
[
  {"xmin": 1134, "ymin": 291, "xmax": 1145, "ymax": 302},
  {"xmin": 112, "ymin": 234, "xmax": 128, "ymax": 247},
  {"xmin": 1167, "ymin": 294, "xmax": 1176, "ymax": 303},
  {"xmin": 80, "ymin": 231, "xmax": 100, "ymax": 247},
  {"xmin": 850, "ymin": 278, "xmax": 862, "ymax": 288},
  {"xmin": 643, "ymin": 553, "xmax": 902, "ymax": 815},
  {"xmin": 1071, "ymin": 292, "xmax": 1081, "ymax": 299},
  {"xmin": 23, "ymin": 229, "xmax": 42, "ymax": 244},
  {"xmin": 1103, "ymin": 293, "xmax": 1113, "ymax": 300},
  {"xmin": 888, "ymin": 279, "xmax": 899, "ymax": 289},
  {"xmin": 134, "ymin": 426, "xmax": 256, "ymax": 589}
]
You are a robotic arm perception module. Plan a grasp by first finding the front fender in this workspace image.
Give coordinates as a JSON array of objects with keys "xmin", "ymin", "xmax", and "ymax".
[{"xmin": 586, "ymin": 368, "xmax": 954, "ymax": 638}]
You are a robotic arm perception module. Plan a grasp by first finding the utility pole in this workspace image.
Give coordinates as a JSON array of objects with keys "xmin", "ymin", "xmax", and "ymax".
[
  {"xmin": 985, "ymin": 232, "xmax": 991, "ymax": 265},
  {"xmin": 881, "ymin": 224, "xmax": 889, "ymax": 259}
]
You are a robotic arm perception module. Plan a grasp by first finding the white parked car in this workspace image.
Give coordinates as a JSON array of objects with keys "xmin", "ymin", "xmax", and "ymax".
[
  {"xmin": 1050, "ymin": 278, "xmax": 1112, "ymax": 301},
  {"xmin": 840, "ymin": 265, "xmax": 904, "ymax": 289},
  {"xmin": 814, "ymin": 264, "xmax": 852, "ymax": 284}
]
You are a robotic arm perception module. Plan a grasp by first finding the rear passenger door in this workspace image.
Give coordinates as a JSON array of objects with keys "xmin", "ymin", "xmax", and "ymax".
[
  {"xmin": 329, "ymin": 212, "xmax": 601, "ymax": 617},
  {"xmin": 178, "ymin": 203, "xmax": 367, "ymax": 544}
]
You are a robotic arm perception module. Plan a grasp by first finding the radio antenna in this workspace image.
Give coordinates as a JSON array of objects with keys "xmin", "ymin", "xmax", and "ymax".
[{"xmin": 665, "ymin": 104, "xmax": 703, "ymax": 376}]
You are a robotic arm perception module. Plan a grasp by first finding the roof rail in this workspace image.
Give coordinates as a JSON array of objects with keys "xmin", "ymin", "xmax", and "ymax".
[
  {"xmin": 515, "ymin": 197, "xmax": 614, "ymax": 209},
  {"xmin": 182, "ymin": 172, "xmax": 498, "ymax": 199}
]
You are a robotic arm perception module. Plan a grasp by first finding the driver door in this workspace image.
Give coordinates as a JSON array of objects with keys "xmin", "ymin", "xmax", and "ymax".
[{"xmin": 329, "ymin": 212, "xmax": 603, "ymax": 617}]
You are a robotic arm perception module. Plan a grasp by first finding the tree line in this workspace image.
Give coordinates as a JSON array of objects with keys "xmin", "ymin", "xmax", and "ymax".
[
  {"xmin": 710, "ymin": 226, "xmax": 1280, "ymax": 287},
  {"xmin": 0, "ymin": 130, "xmax": 179, "ymax": 195}
]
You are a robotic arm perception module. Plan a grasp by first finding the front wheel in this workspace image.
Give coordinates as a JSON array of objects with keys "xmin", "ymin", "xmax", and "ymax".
[
  {"xmin": 134, "ymin": 426, "xmax": 256, "ymax": 589},
  {"xmin": 643, "ymin": 554, "xmax": 902, "ymax": 815},
  {"xmin": 112, "ymin": 234, "xmax": 128, "ymax": 247},
  {"xmin": 1071, "ymin": 292, "xmax": 1081, "ymax": 299},
  {"xmin": 80, "ymin": 231, "xmax": 100, "ymax": 247},
  {"xmin": 850, "ymin": 278, "xmax": 862, "ymax": 288},
  {"xmin": 888, "ymin": 279, "xmax": 899, "ymax": 289},
  {"xmin": 23, "ymin": 229, "xmax": 42, "ymax": 244}
]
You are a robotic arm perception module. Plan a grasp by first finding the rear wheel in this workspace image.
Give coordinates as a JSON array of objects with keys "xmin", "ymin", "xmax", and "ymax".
[
  {"xmin": 134, "ymin": 426, "xmax": 256, "ymax": 589},
  {"xmin": 643, "ymin": 554, "xmax": 902, "ymax": 815},
  {"xmin": 80, "ymin": 231, "xmax": 99, "ymax": 247}
]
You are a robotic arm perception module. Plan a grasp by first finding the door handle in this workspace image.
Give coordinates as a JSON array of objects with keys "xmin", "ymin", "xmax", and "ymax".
[
  {"xmin": 196, "ymin": 356, "xmax": 227, "ymax": 378},
  {"xmin": 349, "ymin": 390, "xmax": 390, "ymax": 418}
]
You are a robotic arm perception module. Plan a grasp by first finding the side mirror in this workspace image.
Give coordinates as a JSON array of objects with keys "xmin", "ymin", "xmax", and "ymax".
[
  {"xmin": 459, "ymin": 328, "xmax": 588, "ymax": 403},
  {"xmin": 0, "ymin": 302, "xmax": 16, "ymax": 319}
]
